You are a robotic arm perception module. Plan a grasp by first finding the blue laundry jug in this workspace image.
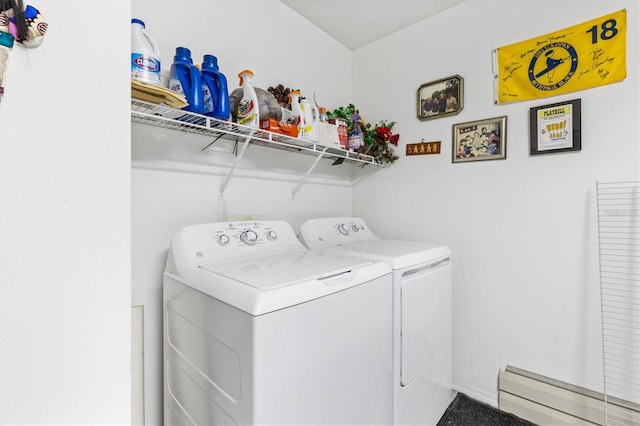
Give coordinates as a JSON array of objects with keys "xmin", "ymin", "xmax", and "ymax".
[
  {"xmin": 201, "ymin": 55, "xmax": 230, "ymax": 120},
  {"xmin": 169, "ymin": 47, "xmax": 203, "ymax": 114}
]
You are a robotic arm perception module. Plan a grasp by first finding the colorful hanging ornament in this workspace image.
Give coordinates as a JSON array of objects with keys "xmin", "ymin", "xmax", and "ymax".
[{"xmin": 0, "ymin": 0, "xmax": 47, "ymax": 100}]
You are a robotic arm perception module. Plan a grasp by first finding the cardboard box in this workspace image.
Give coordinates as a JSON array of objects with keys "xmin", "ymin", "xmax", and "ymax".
[{"xmin": 260, "ymin": 118, "xmax": 299, "ymax": 138}]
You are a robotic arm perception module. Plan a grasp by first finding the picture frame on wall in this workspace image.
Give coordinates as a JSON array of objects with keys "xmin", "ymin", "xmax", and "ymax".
[
  {"xmin": 529, "ymin": 99, "xmax": 581, "ymax": 155},
  {"xmin": 417, "ymin": 75, "xmax": 464, "ymax": 121},
  {"xmin": 452, "ymin": 116, "xmax": 507, "ymax": 163}
]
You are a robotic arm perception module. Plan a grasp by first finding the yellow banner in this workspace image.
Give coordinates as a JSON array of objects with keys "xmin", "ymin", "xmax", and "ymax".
[{"xmin": 494, "ymin": 9, "xmax": 626, "ymax": 104}]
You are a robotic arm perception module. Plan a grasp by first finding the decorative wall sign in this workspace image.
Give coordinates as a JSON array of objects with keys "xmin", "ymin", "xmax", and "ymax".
[
  {"xmin": 529, "ymin": 98, "xmax": 581, "ymax": 155},
  {"xmin": 406, "ymin": 140, "xmax": 441, "ymax": 156},
  {"xmin": 452, "ymin": 116, "xmax": 507, "ymax": 163},
  {"xmin": 493, "ymin": 9, "xmax": 626, "ymax": 104},
  {"xmin": 417, "ymin": 75, "xmax": 463, "ymax": 121}
]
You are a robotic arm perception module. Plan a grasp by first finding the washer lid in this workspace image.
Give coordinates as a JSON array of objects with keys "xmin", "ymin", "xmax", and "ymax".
[
  {"xmin": 200, "ymin": 249, "xmax": 373, "ymax": 289},
  {"xmin": 328, "ymin": 240, "xmax": 451, "ymax": 270},
  {"xmin": 169, "ymin": 249, "xmax": 390, "ymax": 316}
]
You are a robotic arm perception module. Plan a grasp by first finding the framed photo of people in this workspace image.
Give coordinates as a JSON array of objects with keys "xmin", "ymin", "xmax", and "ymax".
[
  {"xmin": 529, "ymin": 99, "xmax": 581, "ymax": 155},
  {"xmin": 452, "ymin": 116, "xmax": 507, "ymax": 163},
  {"xmin": 417, "ymin": 75, "xmax": 464, "ymax": 121}
]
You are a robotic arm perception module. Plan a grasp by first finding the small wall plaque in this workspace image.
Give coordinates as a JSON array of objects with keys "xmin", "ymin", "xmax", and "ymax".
[{"xmin": 406, "ymin": 140, "xmax": 441, "ymax": 156}]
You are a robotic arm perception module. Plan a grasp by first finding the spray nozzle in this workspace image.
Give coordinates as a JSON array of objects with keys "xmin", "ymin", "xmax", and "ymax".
[
  {"xmin": 288, "ymin": 89, "xmax": 301, "ymax": 101},
  {"xmin": 237, "ymin": 69, "xmax": 254, "ymax": 86}
]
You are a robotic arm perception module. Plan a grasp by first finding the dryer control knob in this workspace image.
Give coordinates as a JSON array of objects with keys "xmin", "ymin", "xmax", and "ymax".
[
  {"xmin": 217, "ymin": 234, "xmax": 230, "ymax": 245},
  {"xmin": 240, "ymin": 230, "xmax": 258, "ymax": 245},
  {"xmin": 337, "ymin": 223, "xmax": 350, "ymax": 235},
  {"xmin": 266, "ymin": 230, "xmax": 278, "ymax": 241},
  {"xmin": 352, "ymin": 224, "xmax": 360, "ymax": 232}
]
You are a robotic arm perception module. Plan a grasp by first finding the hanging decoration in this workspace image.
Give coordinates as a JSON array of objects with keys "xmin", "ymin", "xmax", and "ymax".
[
  {"xmin": 0, "ymin": 0, "xmax": 47, "ymax": 101},
  {"xmin": 406, "ymin": 139, "xmax": 441, "ymax": 156},
  {"xmin": 492, "ymin": 9, "xmax": 626, "ymax": 104}
]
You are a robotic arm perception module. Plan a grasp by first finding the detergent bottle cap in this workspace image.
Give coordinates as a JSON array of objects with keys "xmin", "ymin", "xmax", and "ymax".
[
  {"xmin": 202, "ymin": 55, "xmax": 219, "ymax": 70},
  {"xmin": 174, "ymin": 46, "xmax": 193, "ymax": 63}
]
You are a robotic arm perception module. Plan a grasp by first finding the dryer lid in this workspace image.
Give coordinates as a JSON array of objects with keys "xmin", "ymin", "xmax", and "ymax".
[{"xmin": 327, "ymin": 240, "xmax": 451, "ymax": 270}]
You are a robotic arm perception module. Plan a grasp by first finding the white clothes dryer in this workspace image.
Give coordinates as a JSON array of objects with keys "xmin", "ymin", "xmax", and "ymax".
[
  {"xmin": 299, "ymin": 217, "xmax": 453, "ymax": 426},
  {"xmin": 163, "ymin": 220, "xmax": 393, "ymax": 426}
]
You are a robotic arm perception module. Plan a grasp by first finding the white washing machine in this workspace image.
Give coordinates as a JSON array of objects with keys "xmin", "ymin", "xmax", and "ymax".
[
  {"xmin": 163, "ymin": 220, "xmax": 393, "ymax": 425},
  {"xmin": 299, "ymin": 217, "xmax": 453, "ymax": 426}
]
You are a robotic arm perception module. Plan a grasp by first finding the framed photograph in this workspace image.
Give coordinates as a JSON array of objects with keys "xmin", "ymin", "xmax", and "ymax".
[
  {"xmin": 452, "ymin": 116, "xmax": 507, "ymax": 163},
  {"xmin": 529, "ymin": 99, "xmax": 581, "ymax": 155},
  {"xmin": 417, "ymin": 75, "xmax": 463, "ymax": 121}
]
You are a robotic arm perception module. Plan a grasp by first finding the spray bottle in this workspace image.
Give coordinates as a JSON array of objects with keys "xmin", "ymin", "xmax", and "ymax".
[
  {"xmin": 288, "ymin": 90, "xmax": 304, "ymax": 138},
  {"xmin": 236, "ymin": 69, "xmax": 259, "ymax": 128},
  {"xmin": 348, "ymin": 113, "xmax": 364, "ymax": 151}
]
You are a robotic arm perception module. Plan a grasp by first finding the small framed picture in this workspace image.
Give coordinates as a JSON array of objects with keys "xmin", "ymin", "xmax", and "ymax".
[
  {"xmin": 529, "ymin": 99, "xmax": 581, "ymax": 155},
  {"xmin": 452, "ymin": 116, "xmax": 507, "ymax": 163},
  {"xmin": 417, "ymin": 75, "xmax": 463, "ymax": 121}
]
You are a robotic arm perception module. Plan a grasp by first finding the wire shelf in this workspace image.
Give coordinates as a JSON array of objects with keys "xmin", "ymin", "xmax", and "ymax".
[{"xmin": 130, "ymin": 99, "xmax": 380, "ymax": 168}]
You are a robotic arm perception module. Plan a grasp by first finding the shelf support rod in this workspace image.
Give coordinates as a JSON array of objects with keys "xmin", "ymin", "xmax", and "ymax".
[
  {"xmin": 219, "ymin": 130, "xmax": 256, "ymax": 196},
  {"xmin": 291, "ymin": 146, "xmax": 328, "ymax": 199},
  {"xmin": 200, "ymin": 133, "xmax": 224, "ymax": 151}
]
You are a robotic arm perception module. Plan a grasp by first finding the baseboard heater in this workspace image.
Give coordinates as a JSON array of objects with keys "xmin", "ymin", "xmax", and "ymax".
[{"xmin": 499, "ymin": 366, "xmax": 640, "ymax": 425}]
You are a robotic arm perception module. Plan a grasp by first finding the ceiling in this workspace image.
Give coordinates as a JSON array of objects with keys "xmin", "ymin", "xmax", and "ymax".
[{"xmin": 279, "ymin": 0, "xmax": 468, "ymax": 50}]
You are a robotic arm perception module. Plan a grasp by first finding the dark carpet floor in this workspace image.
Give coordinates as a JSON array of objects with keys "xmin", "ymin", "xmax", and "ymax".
[{"xmin": 437, "ymin": 393, "xmax": 536, "ymax": 426}]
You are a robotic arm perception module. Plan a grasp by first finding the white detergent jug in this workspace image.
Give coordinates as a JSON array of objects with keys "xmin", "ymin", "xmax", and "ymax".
[
  {"xmin": 131, "ymin": 18, "xmax": 161, "ymax": 86},
  {"xmin": 300, "ymin": 99, "xmax": 319, "ymax": 142}
]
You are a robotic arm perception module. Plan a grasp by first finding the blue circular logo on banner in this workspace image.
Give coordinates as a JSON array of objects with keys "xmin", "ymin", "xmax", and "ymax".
[{"xmin": 528, "ymin": 42, "xmax": 578, "ymax": 91}]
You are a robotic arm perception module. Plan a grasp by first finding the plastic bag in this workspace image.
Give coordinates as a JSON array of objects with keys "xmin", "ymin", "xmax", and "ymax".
[{"xmin": 229, "ymin": 86, "xmax": 281, "ymax": 123}]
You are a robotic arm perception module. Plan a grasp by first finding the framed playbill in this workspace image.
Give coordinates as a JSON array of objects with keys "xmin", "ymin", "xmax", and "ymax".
[{"xmin": 529, "ymin": 99, "xmax": 581, "ymax": 155}]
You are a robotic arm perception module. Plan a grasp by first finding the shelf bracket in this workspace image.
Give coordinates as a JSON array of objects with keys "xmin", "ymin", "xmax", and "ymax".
[
  {"xmin": 219, "ymin": 129, "xmax": 256, "ymax": 196},
  {"xmin": 291, "ymin": 146, "xmax": 329, "ymax": 199},
  {"xmin": 200, "ymin": 133, "xmax": 224, "ymax": 152}
]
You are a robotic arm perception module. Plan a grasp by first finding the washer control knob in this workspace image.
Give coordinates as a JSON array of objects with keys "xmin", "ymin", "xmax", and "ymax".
[
  {"xmin": 352, "ymin": 224, "xmax": 360, "ymax": 232},
  {"xmin": 337, "ymin": 223, "xmax": 350, "ymax": 235},
  {"xmin": 240, "ymin": 230, "xmax": 258, "ymax": 245},
  {"xmin": 217, "ymin": 234, "xmax": 230, "ymax": 245},
  {"xmin": 266, "ymin": 230, "xmax": 278, "ymax": 241}
]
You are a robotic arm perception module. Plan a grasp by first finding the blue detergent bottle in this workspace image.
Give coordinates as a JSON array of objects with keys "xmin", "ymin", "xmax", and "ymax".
[
  {"xmin": 169, "ymin": 47, "xmax": 203, "ymax": 114},
  {"xmin": 201, "ymin": 55, "xmax": 230, "ymax": 120}
]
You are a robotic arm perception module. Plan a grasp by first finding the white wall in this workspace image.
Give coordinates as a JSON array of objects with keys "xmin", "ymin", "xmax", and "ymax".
[
  {"xmin": 353, "ymin": 0, "xmax": 639, "ymax": 405},
  {"xmin": 130, "ymin": 1, "xmax": 357, "ymax": 424},
  {"xmin": 0, "ymin": 1, "xmax": 131, "ymax": 425}
]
